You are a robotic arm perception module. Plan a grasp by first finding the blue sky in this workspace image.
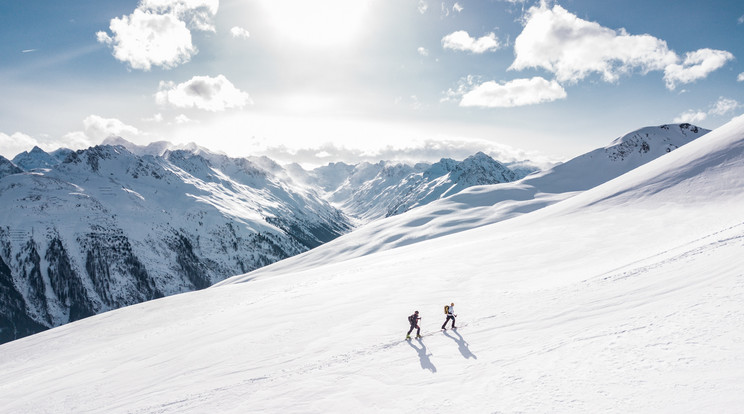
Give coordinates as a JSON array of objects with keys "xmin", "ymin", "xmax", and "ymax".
[{"xmin": 1, "ymin": 0, "xmax": 743, "ymax": 167}]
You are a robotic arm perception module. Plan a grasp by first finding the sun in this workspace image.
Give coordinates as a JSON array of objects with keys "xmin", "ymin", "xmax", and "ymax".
[{"xmin": 259, "ymin": 0, "xmax": 371, "ymax": 48}]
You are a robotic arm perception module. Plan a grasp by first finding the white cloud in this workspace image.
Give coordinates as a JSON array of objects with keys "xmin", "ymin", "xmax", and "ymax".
[
  {"xmin": 0, "ymin": 132, "xmax": 40, "ymax": 158},
  {"xmin": 442, "ymin": 30, "xmax": 500, "ymax": 53},
  {"xmin": 230, "ymin": 26, "xmax": 250, "ymax": 39},
  {"xmin": 673, "ymin": 97, "xmax": 741, "ymax": 124},
  {"xmin": 0, "ymin": 128, "xmax": 109, "ymax": 159},
  {"xmin": 175, "ymin": 114, "xmax": 194, "ymax": 124},
  {"xmin": 459, "ymin": 77, "xmax": 567, "ymax": 108},
  {"xmin": 80, "ymin": 115, "xmax": 142, "ymax": 142},
  {"xmin": 737, "ymin": 72, "xmax": 744, "ymax": 82},
  {"xmin": 709, "ymin": 97, "xmax": 740, "ymax": 116},
  {"xmin": 97, "ymin": 0, "xmax": 218, "ymax": 70},
  {"xmin": 510, "ymin": 3, "xmax": 732, "ymax": 90},
  {"xmin": 453, "ymin": 2, "xmax": 463, "ymax": 13},
  {"xmin": 0, "ymin": 116, "xmax": 140, "ymax": 157},
  {"xmin": 418, "ymin": 0, "xmax": 428, "ymax": 14},
  {"xmin": 156, "ymin": 74, "xmax": 252, "ymax": 111},
  {"xmin": 257, "ymin": 137, "xmax": 556, "ymax": 169},
  {"xmin": 673, "ymin": 110, "xmax": 707, "ymax": 124},
  {"xmin": 511, "ymin": 4, "xmax": 675, "ymax": 83},
  {"xmin": 663, "ymin": 49, "xmax": 734, "ymax": 90},
  {"xmin": 738, "ymin": 15, "xmax": 744, "ymax": 24},
  {"xmin": 59, "ymin": 115, "xmax": 159, "ymax": 150},
  {"xmin": 417, "ymin": 47, "xmax": 429, "ymax": 56}
]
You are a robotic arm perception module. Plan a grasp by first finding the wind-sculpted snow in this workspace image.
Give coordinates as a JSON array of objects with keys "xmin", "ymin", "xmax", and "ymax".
[{"xmin": 0, "ymin": 118, "xmax": 742, "ymax": 412}]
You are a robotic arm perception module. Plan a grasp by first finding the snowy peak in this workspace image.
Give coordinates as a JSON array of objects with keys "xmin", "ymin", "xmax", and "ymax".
[
  {"xmin": 60, "ymin": 144, "xmax": 135, "ymax": 174},
  {"xmin": 12, "ymin": 146, "xmax": 54, "ymax": 170},
  {"xmin": 102, "ymin": 136, "xmax": 179, "ymax": 157},
  {"xmin": 528, "ymin": 123, "xmax": 711, "ymax": 193},
  {"xmin": 390, "ymin": 152, "xmax": 517, "ymax": 214},
  {"xmin": 447, "ymin": 151, "xmax": 517, "ymax": 185},
  {"xmin": 320, "ymin": 152, "xmax": 521, "ymax": 220},
  {"xmin": 423, "ymin": 157, "xmax": 459, "ymax": 178},
  {"xmin": 11, "ymin": 146, "xmax": 73, "ymax": 171},
  {"xmin": 164, "ymin": 149, "xmax": 220, "ymax": 182},
  {"xmin": 0, "ymin": 155, "xmax": 22, "ymax": 178},
  {"xmin": 604, "ymin": 123, "xmax": 709, "ymax": 162}
]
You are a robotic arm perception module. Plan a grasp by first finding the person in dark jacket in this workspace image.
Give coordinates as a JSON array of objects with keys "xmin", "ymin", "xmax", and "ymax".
[
  {"xmin": 441, "ymin": 302, "xmax": 457, "ymax": 330},
  {"xmin": 407, "ymin": 310, "xmax": 421, "ymax": 339}
]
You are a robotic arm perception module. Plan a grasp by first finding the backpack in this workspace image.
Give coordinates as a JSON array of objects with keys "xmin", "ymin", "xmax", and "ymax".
[
  {"xmin": 408, "ymin": 314, "xmax": 415, "ymax": 324},
  {"xmin": 444, "ymin": 305, "xmax": 449, "ymax": 315}
]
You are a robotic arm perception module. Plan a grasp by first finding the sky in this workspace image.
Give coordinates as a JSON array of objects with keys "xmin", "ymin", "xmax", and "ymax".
[{"xmin": 1, "ymin": 0, "xmax": 743, "ymax": 167}]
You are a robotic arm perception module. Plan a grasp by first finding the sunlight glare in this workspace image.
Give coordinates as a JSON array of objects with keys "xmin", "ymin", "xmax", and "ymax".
[{"xmin": 259, "ymin": 0, "xmax": 371, "ymax": 48}]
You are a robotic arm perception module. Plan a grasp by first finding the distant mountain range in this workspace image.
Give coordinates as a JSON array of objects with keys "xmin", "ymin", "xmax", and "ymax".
[
  {"xmin": 0, "ymin": 138, "xmax": 535, "ymax": 343},
  {"xmin": 220, "ymin": 123, "xmax": 711, "ymax": 282},
  {"xmin": 288, "ymin": 151, "xmax": 526, "ymax": 221}
]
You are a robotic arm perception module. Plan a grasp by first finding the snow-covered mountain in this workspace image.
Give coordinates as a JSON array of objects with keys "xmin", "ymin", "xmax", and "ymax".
[
  {"xmin": 11, "ymin": 146, "xmax": 73, "ymax": 171},
  {"xmin": 0, "ymin": 144, "xmax": 352, "ymax": 343},
  {"xmin": 224, "ymin": 123, "xmax": 710, "ymax": 278},
  {"xmin": 0, "ymin": 117, "xmax": 741, "ymax": 412},
  {"xmin": 295, "ymin": 151, "xmax": 522, "ymax": 221},
  {"xmin": 0, "ymin": 155, "xmax": 22, "ymax": 179}
]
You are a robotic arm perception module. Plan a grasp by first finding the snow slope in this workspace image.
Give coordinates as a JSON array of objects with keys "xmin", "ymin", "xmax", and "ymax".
[
  {"xmin": 221, "ymin": 123, "xmax": 709, "ymax": 280},
  {"xmin": 0, "ymin": 118, "xmax": 742, "ymax": 413}
]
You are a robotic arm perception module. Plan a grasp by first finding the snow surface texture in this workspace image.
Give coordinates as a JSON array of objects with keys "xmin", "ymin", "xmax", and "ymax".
[{"xmin": 0, "ymin": 117, "xmax": 742, "ymax": 412}]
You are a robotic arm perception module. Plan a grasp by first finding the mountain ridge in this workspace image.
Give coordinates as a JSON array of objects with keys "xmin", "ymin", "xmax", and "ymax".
[
  {"xmin": 0, "ymin": 144, "xmax": 351, "ymax": 343},
  {"xmin": 219, "ymin": 122, "xmax": 710, "ymax": 283}
]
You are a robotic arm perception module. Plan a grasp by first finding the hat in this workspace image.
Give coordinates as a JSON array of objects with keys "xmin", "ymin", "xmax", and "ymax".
[{"xmin": 414, "ymin": 310, "xmax": 419, "ymax": 314}]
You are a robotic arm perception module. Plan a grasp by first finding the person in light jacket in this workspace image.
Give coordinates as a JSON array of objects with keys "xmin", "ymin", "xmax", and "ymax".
[{"xmin": 441, "ymin": 302, "xmax": 457, "ymax": 330}]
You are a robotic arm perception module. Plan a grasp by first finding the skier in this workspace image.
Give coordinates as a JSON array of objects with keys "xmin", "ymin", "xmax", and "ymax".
[
  {"xmin": 441, "ymin": 302, "xmax": 457, "ymax": 330},
  {"xmin": 406, "ymin": 310, "xmax": 422, "ymax": 339}
]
